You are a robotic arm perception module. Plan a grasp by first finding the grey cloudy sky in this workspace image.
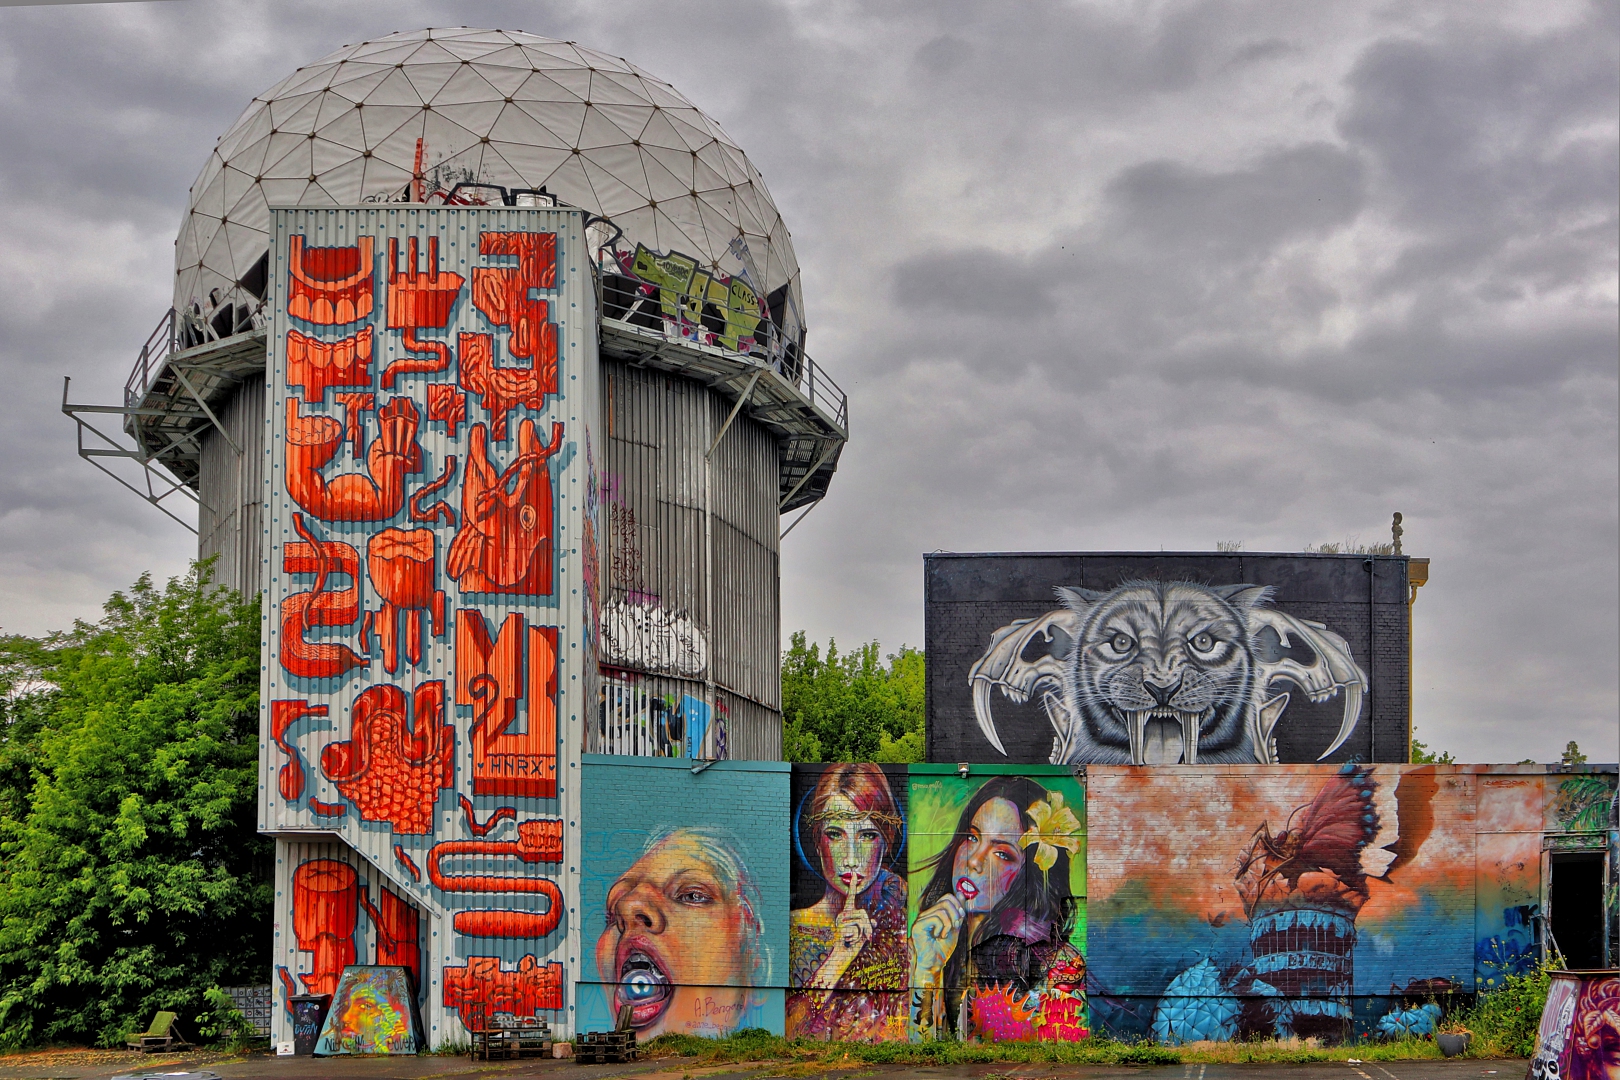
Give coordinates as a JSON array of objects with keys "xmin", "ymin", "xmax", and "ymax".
[{"xmin": 0, "ymin": 0, "xmax": 1613, "ymax": 763}]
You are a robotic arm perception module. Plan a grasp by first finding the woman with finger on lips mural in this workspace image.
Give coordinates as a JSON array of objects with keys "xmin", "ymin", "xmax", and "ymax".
[
  {"xmin": 910, "ymin": 775, "xmax": 1083, "ymax": 1041},
  {"xmin": 595, "ymin": 827, "xmax": 768, "ymax": 1038},
  {"xmin": 787, "ymin": 764, "xmax": 909, "ymax": 1040}
]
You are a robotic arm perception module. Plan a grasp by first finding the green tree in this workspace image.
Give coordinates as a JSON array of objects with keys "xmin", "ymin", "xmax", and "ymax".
[
  {"xmin": 781, "ymin": 633, "xmax": 924, "ymax": 763},
  {"xmin": 0, "ymin": 565, "xmax": 270, "ymax": 1048},
  {"xmin": 1410, "ymin": 727, "xmax": 1455, "ymax": 764},
  {"xmin": 0, "ymin": 634, "xmax": 52, "ymax": 825},
  {"xmin": 1561, "ymin": 740, "xmax": 1587, "ymax": 766}
]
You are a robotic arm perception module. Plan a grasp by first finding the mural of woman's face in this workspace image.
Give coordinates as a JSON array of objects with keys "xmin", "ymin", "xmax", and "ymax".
[
  {"xmin": 951, "ymin": 796, "xmax": 1025, "ymax": 914},
  {"xmin": 817, "ymin": 793, "xmax": 884, "ymax": 896},
  {"xmin": 596, "ymin": 832, "xmax": 752, "ymax": 1036}
]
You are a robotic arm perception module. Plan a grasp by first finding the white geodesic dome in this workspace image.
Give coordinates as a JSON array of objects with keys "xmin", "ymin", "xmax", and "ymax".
[{"xmin": 176, "ymin": 27, "xmax": 803, "ymax": 339}]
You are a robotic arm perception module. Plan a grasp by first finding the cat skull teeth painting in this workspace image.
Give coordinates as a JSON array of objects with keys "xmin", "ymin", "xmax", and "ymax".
[
  {"xmin": 1127, "ymin": 707, "xmax": 1211, "ymax": 765},
  {"xmin": 969, "ymin": 580, "xmax": 1368, "ymax": 766}
]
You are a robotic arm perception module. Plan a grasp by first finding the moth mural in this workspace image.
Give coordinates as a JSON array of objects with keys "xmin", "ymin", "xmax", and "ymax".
[
  {"xmin": 970, "ymin": 580, "xmax": 1369, "ymax": 766},
  {"xmin": 1086, "ymin": 764, "xmax": 1485, "ymax": 1042},
  {"xmin": 1150, "ymin": 764, "xmax": 1390, "ymax": 1042}
]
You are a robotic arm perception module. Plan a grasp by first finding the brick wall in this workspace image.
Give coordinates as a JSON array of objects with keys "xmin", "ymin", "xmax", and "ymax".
[
  {"xmin": 578, "ymin": 756, "xmax": 791, "ymax": 1035},
  {"xmin": 924, "ymin": 552, "xmax": 1412, "ymax": 765},
  {"xmin": 571, "ymin": 759, "xmax": 1615, "ymax": 1045}
]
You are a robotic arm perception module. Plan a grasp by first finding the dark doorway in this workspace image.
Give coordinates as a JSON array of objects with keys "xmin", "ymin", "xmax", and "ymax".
[{"xmin": 1548, "ymin": 852, "xmax": 1606, "ymax": 968}]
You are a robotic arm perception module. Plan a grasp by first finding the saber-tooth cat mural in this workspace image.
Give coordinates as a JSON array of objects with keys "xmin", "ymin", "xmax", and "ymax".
[{"xmin": 969, "ymin": 580, "xmax": 1368, "ymax": 766}]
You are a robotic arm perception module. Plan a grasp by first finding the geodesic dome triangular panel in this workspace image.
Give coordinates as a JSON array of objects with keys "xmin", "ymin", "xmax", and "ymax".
[{"xmin": 176, "ymin": 27, "xmax": 803, "ymax": 342}]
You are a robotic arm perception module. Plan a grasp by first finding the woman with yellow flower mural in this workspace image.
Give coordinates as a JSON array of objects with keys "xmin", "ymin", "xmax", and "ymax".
[{"xmin": 910, "ymin": 774, "xmax": 1087, "ymax": 1042}]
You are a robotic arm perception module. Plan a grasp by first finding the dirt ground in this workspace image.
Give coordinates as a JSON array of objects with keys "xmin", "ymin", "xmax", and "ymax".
[{"xmin": 0, "ymin": 1049, "xmax": 1527, "ymax": 1080}]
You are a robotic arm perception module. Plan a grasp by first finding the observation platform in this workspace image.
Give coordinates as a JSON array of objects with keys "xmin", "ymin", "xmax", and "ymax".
[{"xmin": 66, "ymin": 276, "xmax": 848, "ymax": 522}]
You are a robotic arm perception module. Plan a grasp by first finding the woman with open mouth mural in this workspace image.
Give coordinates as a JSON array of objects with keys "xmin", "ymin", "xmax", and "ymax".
[
  {"xmin": 910, "ymin": 775, "xmax": 1083, "ymax": 1041},
  {"xmin": 787, "ymin": 764, "xmax": 908, "ymax": 1040},
  {"xmin": 595, "ymin": 827, "xmax": 767, "ymax": 1038}
]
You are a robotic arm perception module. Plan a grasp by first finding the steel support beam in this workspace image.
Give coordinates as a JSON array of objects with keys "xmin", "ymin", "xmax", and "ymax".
[{"xmin": 706, "ymin": 368, "xmax": 763, "ymax": 459}]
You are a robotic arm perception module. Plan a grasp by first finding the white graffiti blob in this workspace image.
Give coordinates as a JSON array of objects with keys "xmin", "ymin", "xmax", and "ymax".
[{"xmin": 599, "ymin": 601, "xmax": 709, "ymax": 677}]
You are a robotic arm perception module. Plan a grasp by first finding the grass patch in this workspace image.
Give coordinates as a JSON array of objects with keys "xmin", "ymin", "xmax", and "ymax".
[
  {"xmin": 641, "ymin": 1030, "xmax": 1178, "ymax": 1066},
  {"xmin": 638, "ymin": 1028, "xmax": 1508, "ymax": 1066},
  {"xmin": 430, "ymin": 1037, "xmax": 475, "ymax": 1055},
  {"xmin": 1168, "ymin": 1036, "xmax": 1445, "ymax": 1063}
]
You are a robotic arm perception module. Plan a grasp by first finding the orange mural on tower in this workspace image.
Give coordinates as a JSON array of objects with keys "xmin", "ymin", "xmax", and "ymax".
[{"xmin": 265, "ymin": 205, "xmax": 592, "ymax": 1044}]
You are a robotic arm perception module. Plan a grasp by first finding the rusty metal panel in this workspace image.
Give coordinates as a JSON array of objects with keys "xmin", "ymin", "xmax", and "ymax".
[
  {"xmin": 258, "ymin": 206, "xmax": 598, "ymax": 1044},
  {"xmin": 595, "ymin": 361, "xmax": 782, "ymax": 759},
  {"xmin": 197, "ymin": 378, "xmax": 267, "ymax": 595}
]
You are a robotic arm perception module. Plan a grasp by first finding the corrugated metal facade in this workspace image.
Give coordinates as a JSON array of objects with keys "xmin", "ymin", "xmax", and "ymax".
[
  {"xmin": 271, "ymin": 836, "xmax": 431, "ymax": 1023},
  {"xmin": 259, "ymin": 206, "xmax": 597, "ymax": 1046},
  {"xmin": 197, "ymin": 377, "xmax": 266, "ymax": 596},
  {"xmin": 594, "ymin": 360, "xmax": 781, "ymax": 761}
]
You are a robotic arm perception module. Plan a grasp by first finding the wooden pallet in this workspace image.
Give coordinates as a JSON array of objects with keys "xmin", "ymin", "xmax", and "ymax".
[
  {"xmin": 471, "ymin": 1021, "xmax": 553, "ymax": 1061},
  {"xmin": 575, "ymin": 1029, "xmax": 638, "ymax": 1064}
]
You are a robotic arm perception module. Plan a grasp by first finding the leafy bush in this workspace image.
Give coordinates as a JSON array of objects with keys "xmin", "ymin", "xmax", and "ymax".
[
  {"xmin": 0, "ymin": 565, "xmax": 270, "ymax": 1048},
  {"xmin": 1462, "ymin": 963, "xmax": 1553, "ymax": 1058},
  {"xmin": 196, "ymin": 986, "xmax": 259, "ymax": 1051}
]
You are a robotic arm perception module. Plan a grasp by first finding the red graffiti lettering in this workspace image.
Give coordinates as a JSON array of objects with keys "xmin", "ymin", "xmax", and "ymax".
[
  {"xmin": 409, "ymin": 455, "xmax": 457, "ymax": 527},
  {"xmin": 446, "ymin": 419, "xmax": 563, "ymax": 596},
  {"xmin": 394, "ymin": 844, "xmax": 421, "ymax": 882},
  {"xmin": 443, "ymin": 955, "xmax": 563, "ymax": 1032},
  {"xmin": 359, "ymin": 884, "xmax": 422, "ymax": 987},
  {"xmin": 270, "ymin": 698, "xmax": 329, "ymax": 801},
  {"xmin": 365, "ymin": 527, "xmax": 445, "ymax": 674},
  {"xmin": 426, "ymin": 383, "xmax": 467, "ymax": 438},
  {"xmin": 332, "ymin": 392, "xmax": 376, "ymax": 458},
  {"xmin": 426, "ymin": 818, "xmax": 563, "ymax": 892},
  {"xmin": 293, "ymin": 859, "xmax": 358, "ymax": 996},
  {"xmin": 382, "ymin": 236, "xmax": 465, "ymax": 389},
  {"xmin": 452, "ymin": 903, "xmax": 562, "ymax": 940},
  {"xmin": 457, "ymin": 332, "xmax": 551, "ymax": 443},
  {"xmin": 454, "ymin": 610, "xmax": 557, "ymax": 797},
  {"xmin": 459, "ymin": 795, "xmax": 517, "ymax": 837},
  {"xmin": 472, "ymin": 231, "xmax": 556, "ymax": 361},
  {"xmin": 286, "ymin": 326, "xmax": 374, "ymax": 403}
]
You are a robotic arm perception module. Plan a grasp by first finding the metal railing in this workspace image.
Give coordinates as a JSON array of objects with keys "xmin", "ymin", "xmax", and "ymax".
[
  {"xmin": 126, "ymin": 308, "xmax": 177, "ymax": 409},
  {"xmin": 126, "ymin": 271, "xmax": 847, "ymax": 431},
  {"xmin": 797, "ymin": 352, "xmax": 847, "ymax": 431},
  {"xmin": 597, "ymin": 271, "xmax": 847, "ymax": 431},
  {"xmin": 126, "ymin": 285, "xmax": 268, "ymax": 409}
]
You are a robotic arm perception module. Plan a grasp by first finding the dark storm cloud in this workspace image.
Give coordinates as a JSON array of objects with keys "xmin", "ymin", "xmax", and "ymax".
[
  {"xmin": 889, "ymin": 142, "xmax": 1366, "ymax": 372},
  {"xmin": 1104, "ymin": 144, "xmax": 1365, "ymax": 253},
  {"xmin": 1340, "ymin": 19, "xmax": 1619, "ymax": 233},
  {"xmin": 0, "ymin": 0, "xmax": 1612, "ymax": 762},
  {"xmin": 905, "ymin": 1, "xmax": 1300, "ymax": 108}
]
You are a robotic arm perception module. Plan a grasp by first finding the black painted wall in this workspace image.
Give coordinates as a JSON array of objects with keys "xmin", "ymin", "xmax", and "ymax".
[{"xmin": 924, "ymin": 552, "xmax": 1411, "ymax": 765}]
